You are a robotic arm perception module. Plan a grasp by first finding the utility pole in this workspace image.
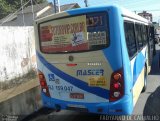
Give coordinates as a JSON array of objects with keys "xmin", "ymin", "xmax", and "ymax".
[
  {"xmin": 21, "ymin": 0, "xmax": 25, "ymax": 26},
  {"xmin": 58, "ymin": 0, "xmax": 61, "ymax": 12},
  {"xmin": 31, "ymin": 0, "xmax": 34, "ymax": 20},
  {"xmin": 84, "ymin": 0, "xmax": 88, "ymax": 7},
  {"xmin": 53, "ymin": 0, "xmax": 60, "ymax": 13},
  {"xmin": 53, "ymin": 0, "xmax": 57, "ymax": 13}
]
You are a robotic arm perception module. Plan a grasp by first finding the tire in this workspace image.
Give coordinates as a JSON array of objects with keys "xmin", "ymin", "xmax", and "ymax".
[{"xmin": 142, "ymin": 66, "xmax": 147, "ymax": 92}]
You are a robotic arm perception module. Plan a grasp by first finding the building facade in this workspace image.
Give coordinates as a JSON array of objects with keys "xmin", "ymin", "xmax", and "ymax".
[{"xmin": 138, "ymin": 11, "xmax": 152, "ymax": 22}]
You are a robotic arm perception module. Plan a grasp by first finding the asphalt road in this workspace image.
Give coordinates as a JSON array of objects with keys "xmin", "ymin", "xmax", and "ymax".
[{"xmin": 25, "ymin": 44, "xmax": 160, "ymax": 121}]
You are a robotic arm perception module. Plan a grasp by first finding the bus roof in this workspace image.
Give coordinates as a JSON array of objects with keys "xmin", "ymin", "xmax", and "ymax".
[
  {"xmin": 120, "ymin": 7, "xmax": 150, "ymax": 24},
  {"xmin": 35, "ymin": 4, "xmax": 151, "ymax": 24}
]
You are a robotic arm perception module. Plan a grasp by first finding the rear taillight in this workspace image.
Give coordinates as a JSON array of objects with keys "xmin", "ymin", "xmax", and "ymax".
[
  {"xmin": 109, "ymin": 68, "xmax": 124, "ymax": 102},
  {"xmin": 38, "ymin": 71, "xmax": 50, "ymax": 97}
]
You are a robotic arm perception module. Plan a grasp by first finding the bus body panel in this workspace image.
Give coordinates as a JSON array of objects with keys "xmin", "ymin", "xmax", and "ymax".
[
  {"xmin": 41, "ymin": 91, "xmax": 132, "ymax": 115},
  {"xmin": 36, "ymin": 50, "xmax": 112, "ymax": 103},
  {"xmin": 34, "ymin": 5, "xmax": 150, "ymax": 115},
  {"xmin": 120, "ymin": 9, "xmax": 148, "ymax": 110}
]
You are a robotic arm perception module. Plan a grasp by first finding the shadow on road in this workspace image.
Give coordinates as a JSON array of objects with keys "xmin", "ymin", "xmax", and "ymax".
[
  {"xmin": 52, "ymin": 113, "xmax": 102, "ymax": 121},
  {"xmin": 23, "ymin": 109, "xmax": 119, "ymax": 121},
  {"xmin": 21, "ymin": 107, "xmax": 54, "ymax": 121},
  {"xmin": 143, "ymin": 86, "xmax": 160, "ymax": 117},
  {"xmin": 47, "ymin": 113, "xmax": 118, "ymax": 121}
]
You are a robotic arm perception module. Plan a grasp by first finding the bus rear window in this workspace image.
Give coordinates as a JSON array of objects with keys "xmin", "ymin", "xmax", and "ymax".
[{"xmin": 39, "ymin": 12, "xmax": 109, "ymax": 53}]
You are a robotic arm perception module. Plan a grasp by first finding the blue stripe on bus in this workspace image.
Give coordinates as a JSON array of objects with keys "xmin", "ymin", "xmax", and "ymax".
[
  {"xmin": 37, "ymin": 52, "xmax": 109, "ymax": 99},
  {"xmin": 133, "ymin": 52, "xmax": 146, "ymax": 85}
]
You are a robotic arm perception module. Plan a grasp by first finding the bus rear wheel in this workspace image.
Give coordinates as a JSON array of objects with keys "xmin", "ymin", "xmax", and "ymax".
[{"xmin": 142, "ymin": 66, "xmax": 147, "ymax": 92}]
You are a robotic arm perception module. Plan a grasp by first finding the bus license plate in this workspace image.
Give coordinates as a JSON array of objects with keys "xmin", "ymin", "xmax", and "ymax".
[{"xmin": 70, "ymin": 93, "xmax": 84, "ymax": 99}]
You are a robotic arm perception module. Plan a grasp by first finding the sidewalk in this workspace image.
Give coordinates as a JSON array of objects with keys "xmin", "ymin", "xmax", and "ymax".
[
  {"xmin": 0, "ymin": 78, "xmax": 39, "ymax": 103},
  {"xmin": 0, "ymin": 77, "xmax": 42, "ymax": 115}
]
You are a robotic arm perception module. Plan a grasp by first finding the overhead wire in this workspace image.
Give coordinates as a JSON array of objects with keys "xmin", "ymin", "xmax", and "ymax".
[
  {"xmin": 1, "ymin": 0, "xmax": 160, "ymax": 25},
  {"xmin": 0, "ymin": 0, "xmax": 31, "ymax": 26},
  {"xmin": 33, "ymin": 0, "xmax": 56, "ymax": 16},
  {"xmin": 33, "ymin": 0, "xmax": 43, "ymax": 9},
  {"xmin": 88, "ymin": 0, "xmax": 160, "ymax": 22}
]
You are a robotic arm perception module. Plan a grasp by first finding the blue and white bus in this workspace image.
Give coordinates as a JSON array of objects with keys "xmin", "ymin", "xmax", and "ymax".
[{"xmin": 34, "ymin": 5, "xmax": 154, "ymax": 115}]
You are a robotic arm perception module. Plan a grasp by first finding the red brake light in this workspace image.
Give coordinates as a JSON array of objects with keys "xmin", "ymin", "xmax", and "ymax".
[
  {"xmin": 113, "ymin": 83, "xmax": 121, "ymax": 89},
  {"xmin": 38, "ymin": 71, "xmax": 50, "ymax": 97},
  {"xmin": 109, "ymin": 68, "xmax": 124, "ymax": 102},
  {"xmin": 40, "ymin": 81, "xmax": 46, "ymax": 87}
]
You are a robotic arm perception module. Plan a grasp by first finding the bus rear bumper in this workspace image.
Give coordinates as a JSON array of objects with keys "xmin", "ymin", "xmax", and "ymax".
[{"xmin": 41, "ymin": 93, "xmax": 132, "ymax": 115}]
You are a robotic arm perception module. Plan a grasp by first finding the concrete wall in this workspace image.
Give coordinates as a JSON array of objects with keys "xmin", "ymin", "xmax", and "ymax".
[
  {"xmin": 0, "ymin": 27, "xmax": 43, "ymax": 118},
  {"xmin": 0, "ymin": 27, "xmax": 36, "ymax": 82},
  {"xmin": 0, "ymin": 86, "xmax": 42, "ymax": 116}
]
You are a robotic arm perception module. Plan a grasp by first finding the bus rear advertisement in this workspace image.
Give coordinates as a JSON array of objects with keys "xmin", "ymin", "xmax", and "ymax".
[{"xmin": 34, "ymin": 5, "xmax": 154, "ymax": 115}]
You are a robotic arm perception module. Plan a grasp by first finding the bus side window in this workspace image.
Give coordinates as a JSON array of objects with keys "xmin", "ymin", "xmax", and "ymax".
[
  {"xmin": 135, "ymin": 24, "xmax": 143, "ymax": 50},
  {"xmin": 124, "ymin": 22, "xmax": 137, "ymax": 59},
  {"xmin": 142, "ymin": 25, "xmax": 147, "ymax": 46}
]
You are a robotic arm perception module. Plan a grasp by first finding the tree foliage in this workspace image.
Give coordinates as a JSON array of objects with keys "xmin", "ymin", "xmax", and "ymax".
[
  {"xmin": 0, "ymin": 0, "xmax": 47, "ymax": 19},
  {"xmin": 0, "ymin": 0, "xmax": 12, "ymax": 17}
]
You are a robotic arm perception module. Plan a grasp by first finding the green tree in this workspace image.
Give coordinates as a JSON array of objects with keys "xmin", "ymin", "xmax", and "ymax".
[
  {"xmin": 6, "ymin": 0, "xmax": 47, "ymax": 9},
  {"xmin": 0, "ymin": 0, "xmax": 47, "ymax": 19},
  {"xmin": 0, "ymin": 0, "xmax": 13, "ymax": 19}
]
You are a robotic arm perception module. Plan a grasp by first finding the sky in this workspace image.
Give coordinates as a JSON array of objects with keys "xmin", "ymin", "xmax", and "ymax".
[{"xmin": 48, "ymin": 0, "xmax": 160, "ymax": 22}]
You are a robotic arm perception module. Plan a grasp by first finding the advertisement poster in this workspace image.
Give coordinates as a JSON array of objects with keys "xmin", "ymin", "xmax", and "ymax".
[{"xmin": 40, "ymin": 15, "xmax": 88, "ymax": 52}]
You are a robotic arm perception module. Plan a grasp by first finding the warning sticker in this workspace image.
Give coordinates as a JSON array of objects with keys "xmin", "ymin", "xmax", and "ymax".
[{"xmin": 88, "ymin": 76, "xmax": 107, "ymax": 87}]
